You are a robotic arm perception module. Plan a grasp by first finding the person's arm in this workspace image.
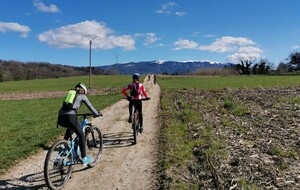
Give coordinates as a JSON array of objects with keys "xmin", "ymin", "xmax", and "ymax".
[
  {"xmin": 121, "ymin": 86, "xmax": 128, "ymax": 97},
  {"xmin": 141, "ymin": 85, "xmax": 149, "ymax": 98},
  {"xmin": 82, "ymin": 95, "xmax": 101, "ymax": 116},
  {"xmin": 122, "ymin": 84, "xmax": 131, "ymax": 100}
]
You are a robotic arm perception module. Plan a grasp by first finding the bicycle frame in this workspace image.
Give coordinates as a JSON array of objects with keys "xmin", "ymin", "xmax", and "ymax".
[
  {"xmin": 60, "ymin": 139, "xmax": 77, "ymax": 166},
  {"xmin": 44, "ymin": 113, "xmax": 103, "ymax": 190},
  {"xmin": 57, "ymin": 117, "xmax": 89, "ymax": 166},
  {"xmin": 130, "ymin": 98, "xmax": 149, "ymax": 144}
]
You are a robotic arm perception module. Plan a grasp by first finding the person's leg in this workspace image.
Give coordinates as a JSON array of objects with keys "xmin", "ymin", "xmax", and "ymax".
[
  {"xmin": 63, "ymin": 128, "xmax": 72, "ymax": 141},
  {"xmin": 136, "ymin": 100, "xmax": 143, "ymax": 129},
  {"xmin": 128, "ymin": 100, "xmax": 134, "ymax": 123},
  {"xmin": 71, "ymin": 118, "xmax": 92, "ymax": 164},
  {"xmin": 58, "ymin": 115, "xmax": 73, "ymax": 140},
  {"xmin": 61, "ymin": 115, "xmax": 86, "ymax": 158},
  {"xmin": 71, "ymin": 118, "xmax": 87, "ymax": 158}
]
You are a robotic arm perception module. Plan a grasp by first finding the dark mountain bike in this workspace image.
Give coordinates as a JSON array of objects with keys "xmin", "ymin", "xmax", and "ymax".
[
  {"xmin": 153, "ymin": 75, "xmax": 157, "ymax": 85},
  {"xmin": 44, "ymin": 113, "xmax": 103, "ymax": 190},
  {"xmin": 132, "ymin": 98, "xmax": 150, "ymax": 144}
]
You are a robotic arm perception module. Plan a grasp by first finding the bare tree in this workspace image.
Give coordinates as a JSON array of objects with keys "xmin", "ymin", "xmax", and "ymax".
[
  {"xmin": 235, "ymin": 60, "xmax": 252, "ymax": 75},
  {"xmin": 252, "ymin": 59, "xmax": 271, "ymax": 74},
  {"xmin": 288, "ymin": 51, "xmax": 300, "ymax": 71},
  {"xmin": 276, "ymin": 62, "xmax": 288, "ymax": 74}
]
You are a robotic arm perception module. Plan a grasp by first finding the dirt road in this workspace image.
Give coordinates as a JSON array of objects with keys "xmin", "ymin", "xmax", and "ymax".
[{"xmin": 0, "ymin": 78, "xmax": 160, "ymax": 190}]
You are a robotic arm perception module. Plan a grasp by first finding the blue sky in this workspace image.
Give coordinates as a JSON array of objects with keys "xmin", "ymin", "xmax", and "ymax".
[{"xmin": 0, "ymin": 0, "xmax": 299, "ymax": 67}]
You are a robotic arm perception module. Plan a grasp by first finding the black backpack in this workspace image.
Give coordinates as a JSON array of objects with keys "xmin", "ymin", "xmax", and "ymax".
[
  {"xmin": 62, "ymin": 90, "xmax": 77, "ymax": 110},
  {"xmin": 130, "ymin": 83, "xmax": 139, "ymax": 97}
]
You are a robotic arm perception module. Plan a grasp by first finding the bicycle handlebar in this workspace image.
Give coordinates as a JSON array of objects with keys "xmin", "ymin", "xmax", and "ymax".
[
  {"xmin": 76, "ymin": 113, "xmax": 94, "ymax": 116},
  {"xmin": 76, "ymin": 113, "xmax": 103, "ymax": 118},
  {"xmin": 124, "ymin": 97, "xmax": 151, "ymax": 101}
]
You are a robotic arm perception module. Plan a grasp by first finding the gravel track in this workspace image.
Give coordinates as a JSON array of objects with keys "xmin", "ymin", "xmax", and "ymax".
[{"xmin": 0, "ymin": 78, "xmax": 160, "ymax": 190}]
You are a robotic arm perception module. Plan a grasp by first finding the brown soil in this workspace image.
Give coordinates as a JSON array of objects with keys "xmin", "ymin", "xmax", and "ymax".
[
  {"xmin": 169, "ymin": 87, "xmax": 300, "ymax": 189},
  {"xmin": 0, "ymin": 88, "xmax": 119, "ymax": 100},
  {"xmin": 0, "ymin": 78, "xmax": 160, "ymax": 190}
]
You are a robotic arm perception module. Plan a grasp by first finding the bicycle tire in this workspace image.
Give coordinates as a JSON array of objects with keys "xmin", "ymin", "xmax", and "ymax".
[
  {"xmin": 132, "ymin": 122, "xmax": 137, "ymax": 144},
  {"xmin": 44, "ymin": 139, "xmax": 73, "ymax": 190},
  {"xmin": 133, "ymin": 111, "xmax": 139, "ymax": 144},
  {"xmin": 85, "ymin": 126, "xmax": 103, "ymax": 167}
]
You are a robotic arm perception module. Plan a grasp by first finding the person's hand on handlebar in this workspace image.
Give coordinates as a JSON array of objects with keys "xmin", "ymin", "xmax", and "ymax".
[
  {"xmin": 145, "ymin": 97, "xmax": 150, "ymax": 100},
  {"xmin": 127, "ymin": 96, "xmax": 131, "ymax": 101},
  {"xmin": 94, "ymin": 111, "xmax": 103, "ymax": 118}
]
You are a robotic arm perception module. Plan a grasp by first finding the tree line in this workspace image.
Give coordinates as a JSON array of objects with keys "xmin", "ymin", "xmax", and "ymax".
[
  {"xmin": 0, "ymin": 60, "xmax": 104, "ymax": 82},
  {"xmin": 192, "ymin": 51, "xmax": 300, "ymax": 76},
  {"xmin": 231, "ymin": 51, "xmax": 300, "ymax": 75},
  {"xmin": 1, "ymin": 51, "xmax": 300, "ymax": 82}
]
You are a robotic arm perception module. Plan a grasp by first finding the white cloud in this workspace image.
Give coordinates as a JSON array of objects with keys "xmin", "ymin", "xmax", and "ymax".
[
  {"xmin": 172, "ymin": 36, "xmax": 264, "ymax": 63},
  {"xmin": 144, "ymin": 33, "xmax": 159, "ymax": 46},
  {"xmin": 192, "ymin": 32, "xmax": 201, "ymax": 37},
  {"xmin": 199, "ymin": 36, "xmax": 256, "ymax": 52},
  {"xmin": 37, "ymin": 20, "xmax": 135, "ymax": 50},
  {"xmin": 156, "ymin": 2, "xmax": 186, "ymax": 16},
  {"xmin": 227, "ymin": 46, "xmax": 264, "ymax": 63},
  {"xmin": 175, "ymin": 11, "xmax": 186, "ymax": 16},
  {"xmin": 33, "ymin": 0, "xmax": 60, "ymax": 13},
  {"xmin": 173, "ymin": 39, "xmax": 198, "ymax": 50},
  {"xmin": 291, "ymin": 45, "xmax": 300, "ymax": 50},
  {"xmin": 133, "ymin": 33, "xmax": 144, "ymax": 38},
  {"xmin": 203, "ymin": 34, "xmax": 216, "ymax": 38},
  {"xmin": 156, "ymin": 2, "xmax": 177, "ymax": 15},
  {"xmin": 134, "ymin": 32, "xmax": 160, "ymax": 47},
  {"xmin": 0, "ymin": 22, "xmax": 31, "ymax": 37}
]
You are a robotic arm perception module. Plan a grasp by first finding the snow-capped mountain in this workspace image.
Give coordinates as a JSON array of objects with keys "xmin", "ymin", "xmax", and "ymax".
[{"xmin": 97, "ymin": 60, "xmax": 233, "ymax": 74}]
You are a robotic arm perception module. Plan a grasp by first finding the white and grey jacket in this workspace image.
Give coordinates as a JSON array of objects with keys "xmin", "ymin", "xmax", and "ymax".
[{"xmin": 59, "ymin": 93, "xmax": 99, "ymax": 116}]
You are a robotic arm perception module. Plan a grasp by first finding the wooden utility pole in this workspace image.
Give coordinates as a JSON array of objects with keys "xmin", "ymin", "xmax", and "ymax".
[{"xmin": 83, "ymin": 34, "xmax": 100, "ymax": 89}]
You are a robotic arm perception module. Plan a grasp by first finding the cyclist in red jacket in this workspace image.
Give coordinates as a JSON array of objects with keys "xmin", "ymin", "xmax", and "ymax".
[{"xmin": 122, "ymin": 73, "xmax": 150, "ymax": 132}]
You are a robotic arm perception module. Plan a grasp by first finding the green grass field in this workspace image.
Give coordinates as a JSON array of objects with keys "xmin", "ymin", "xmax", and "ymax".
[
  {"xmin": 158, "ymin": 75, "xmax": 300, "ymax": 90},
  {"xmin": 0, "ymin": 75, "xmax": 136, "ymax": 174},
  {"xmin": 0, "ymin": 75, "xmax": 130, "ymax": 92}
]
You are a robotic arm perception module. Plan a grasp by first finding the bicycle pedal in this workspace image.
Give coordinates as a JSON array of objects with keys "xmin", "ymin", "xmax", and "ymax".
[{"xmin": 139, "ymin": 127, "xmax": 144, "ymax": 133}]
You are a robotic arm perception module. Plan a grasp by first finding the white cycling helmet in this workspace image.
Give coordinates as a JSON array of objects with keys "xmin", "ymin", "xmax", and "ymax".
[{"xmin": 75, "ymin": 82, "xmax": 88, "ymax": 95}]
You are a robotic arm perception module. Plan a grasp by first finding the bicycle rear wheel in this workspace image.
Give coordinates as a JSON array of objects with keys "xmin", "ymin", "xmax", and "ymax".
[
  {"xmin": 85, "ymin": 126, "xmax": 103, "ymax": 167},
  {"xmin": 44, "ymin": 139, "xmax": 73, "ymax": 190},
  {"xmin": 133, "ymin": 111, "xmax": 139, "ymax": 144}
]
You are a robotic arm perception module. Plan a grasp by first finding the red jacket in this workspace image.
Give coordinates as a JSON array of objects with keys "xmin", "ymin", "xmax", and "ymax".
[{"xmin": 122, "ymin": 82, "xmax": 148, "ymax": 100}]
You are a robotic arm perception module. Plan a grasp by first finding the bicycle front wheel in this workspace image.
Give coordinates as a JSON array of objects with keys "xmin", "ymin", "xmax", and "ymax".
[
  {"xmin": 44, "ymin": 139, "xmax": 73, "ymax": 190},
  {"xmin": 85, "ymin": 126, "xmax": 103, "ymax": 167}
]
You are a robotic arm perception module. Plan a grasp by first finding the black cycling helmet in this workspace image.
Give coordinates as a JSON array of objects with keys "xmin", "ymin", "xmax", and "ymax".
[
  {"xmin": 75, "ymin": 82, "xmax": 88, "ymax": 95},
  {"xmin": 132, "ymin": 73, "xmax": 140, "ymax": 80}
]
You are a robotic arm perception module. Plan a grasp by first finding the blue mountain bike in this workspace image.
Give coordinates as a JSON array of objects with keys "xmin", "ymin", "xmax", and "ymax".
[{"xmin": 44, "ymin": 113, "xmax": 103, "ymax": 190}]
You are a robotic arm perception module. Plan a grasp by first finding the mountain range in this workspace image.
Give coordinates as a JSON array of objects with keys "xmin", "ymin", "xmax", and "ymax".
[{"xmin": 97, "ymin": 60, "xmax": 233, "ymax": 75}]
